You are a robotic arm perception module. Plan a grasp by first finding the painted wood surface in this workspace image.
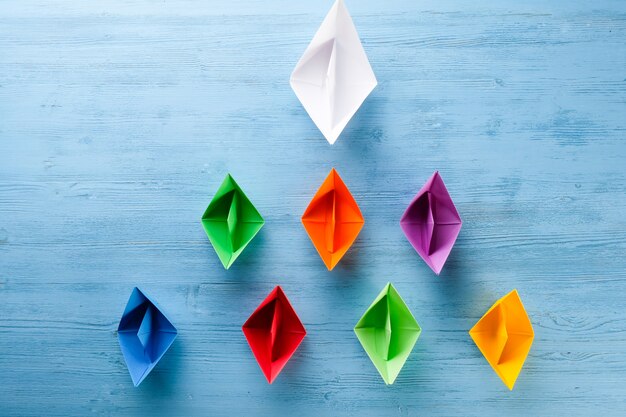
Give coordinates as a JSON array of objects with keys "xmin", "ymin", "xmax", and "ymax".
[{"xmin": 1, "ymin": 0, "xmax": 625, "ymax": 415}]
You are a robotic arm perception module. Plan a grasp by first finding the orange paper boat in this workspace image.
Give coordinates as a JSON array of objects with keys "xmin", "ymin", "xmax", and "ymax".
[
  {"xmin": 302, "ymin": 168, "xmax": 364, "ymax": 270},
  {"xmin": 469, "ymin": 289, "xmax": 534, "ymax": 390}
]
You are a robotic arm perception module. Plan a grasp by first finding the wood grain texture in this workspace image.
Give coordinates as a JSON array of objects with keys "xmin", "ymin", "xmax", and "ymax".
[{"xmin": 1, "ymin": 0, "xmax": 625, "ymax": 415}]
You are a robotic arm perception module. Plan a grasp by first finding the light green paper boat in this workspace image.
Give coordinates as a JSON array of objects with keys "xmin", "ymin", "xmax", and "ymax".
[
  {"xmin": 201, "ymin": 174, "xmax": 264, "ymax": 269},
  {"xmin": 354, "ymin": 283, "xmax": 422, "ymax": 384}
]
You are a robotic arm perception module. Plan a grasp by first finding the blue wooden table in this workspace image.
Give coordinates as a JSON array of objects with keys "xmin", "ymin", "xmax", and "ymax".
[{"xmin": 1, "ymin": 1, "xmax": 625, "ymax": 415}]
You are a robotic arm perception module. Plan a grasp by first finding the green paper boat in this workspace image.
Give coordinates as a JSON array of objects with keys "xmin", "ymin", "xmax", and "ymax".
[
  {"xmin": 201, "ymin": 174, "xmax": 264, "ymax": 269},
  {"xmin": 354, "ymin": 283, "xmax": 422, "ymax": 384}
]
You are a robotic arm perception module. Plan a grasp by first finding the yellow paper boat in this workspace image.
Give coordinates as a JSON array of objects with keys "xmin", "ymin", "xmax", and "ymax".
[{"xmin": 469, "ymin": 289, "xmax": 534, "ymax": 390}]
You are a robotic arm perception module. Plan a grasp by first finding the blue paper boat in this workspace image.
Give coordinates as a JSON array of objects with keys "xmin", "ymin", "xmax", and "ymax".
[{"xmin": 117, "ymin": 287, "xmax": 178, "ymax": 386}]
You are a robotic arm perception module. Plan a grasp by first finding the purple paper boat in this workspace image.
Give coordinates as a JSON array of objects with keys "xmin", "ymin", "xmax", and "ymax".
[{"xmin": 400, "ymin": 171, "xmax": 462, "ymax": 275}]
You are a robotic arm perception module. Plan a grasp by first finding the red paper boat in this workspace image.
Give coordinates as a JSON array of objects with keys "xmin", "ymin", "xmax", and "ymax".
[{"xmin": 242, "ymin": 286, "xmax": 306, "ymax": 383}]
